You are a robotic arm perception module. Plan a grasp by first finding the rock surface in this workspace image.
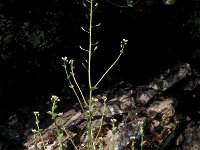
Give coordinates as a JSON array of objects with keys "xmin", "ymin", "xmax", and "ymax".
[{"xmin": 20, "ymin": 56, "xmax": 200, "ymax": 150}]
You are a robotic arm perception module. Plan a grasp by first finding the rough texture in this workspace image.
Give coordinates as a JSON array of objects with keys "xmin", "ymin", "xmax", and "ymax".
[{"xmin": 21, "ymin": 61, "xmax": 199, "ymax": 150}]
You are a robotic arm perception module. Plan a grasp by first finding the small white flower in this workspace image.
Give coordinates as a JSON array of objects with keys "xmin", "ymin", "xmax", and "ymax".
[
  {"xmin": 58, "ymin": 113, "xmax": 63, "ymax": 116},
  {"xmin": 91, "ymin": 97, "xmax": 98, "ymax": 102},
  {"xmin": 102, "ymin": 96, "xmax": 107, "ymax": 101},
  {"xmin": 61, "ymin": 56, "xmax": 68, "ymax": 62},
  {"xmin": 122, "ymin": 38, "xmax": 128, "ymax": 45},
  {"xmin": 34, "ymin": 111, "xmax": 39, "ymax": 115},
  {"xmin": 51, "ymin": 95, "xmax": 60, "ymax": 101},
  {"xmin": 69, "ymin": 59, "xmax": 74, "ymax": 64},
  {"xmin": 130, "ymin": 136, "xmax": 135, "ymax": 140},
  {"xmin": 111, "ymin": 118, "xmax": 117, "ymax": 123},
  {"xmin": 32, "ymin": 129, "xmax": 37, "ymax": 132}
]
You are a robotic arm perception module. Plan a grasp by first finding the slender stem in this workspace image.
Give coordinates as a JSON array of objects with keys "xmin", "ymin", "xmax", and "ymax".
[
  {"xmin": 94, "ymin": 100, "xmax": 106, "ymax": 143},
  {"xmin": 55, "ymin": 122, "xmax": 63, "ymax": 150},
  {"xmin": 33, "ymin": 134, "xmax": 38, "ymax": 150},
  {"xmin": 71, "ymin": 63, "xmax": 88, "ymax": 106},
  {"xmin": 34, "ymin": 113, "xmax": 46, "ymax": 150},
  {"xmin": 61, "ymin": 125, "xmax": 78, "ymax": 150},
  {"xmin": 38, "ymin": 129, "xmax": 46, "ymax": 150},
  {"xmin": 87, "ymin": 0, "xmax": 94, "ymax": 148},
  {"xmin": 94, "ymin": 51, "xmax": 123, "ymax": 88},
  {"xmin": 88, "ymin": 0, "xmax": 93, "ymax": 92},
  {"xmin": 64, "ymin": 66, "xmax": 85, "ymax": 111}
]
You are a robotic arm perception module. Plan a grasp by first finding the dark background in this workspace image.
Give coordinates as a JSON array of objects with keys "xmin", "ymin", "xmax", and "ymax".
[{"xmin": 0, "ymin": 0, "xmax": 199, "ymax": 110}]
